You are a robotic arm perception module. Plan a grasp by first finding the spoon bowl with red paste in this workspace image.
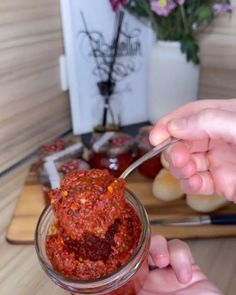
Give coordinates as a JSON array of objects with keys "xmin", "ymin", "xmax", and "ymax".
[{"xmin": 35, "ymin": 169, "xmax": 150, "ymax": 295}]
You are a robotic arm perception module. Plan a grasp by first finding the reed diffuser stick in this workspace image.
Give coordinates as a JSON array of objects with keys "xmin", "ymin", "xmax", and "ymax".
[
  {"xmin": 80, "ymin": 12, "xmax": 104, "ymax": 81},
  {"xmin": 108, "ymin": 10, "xmax": 124, "ymax": 83}
]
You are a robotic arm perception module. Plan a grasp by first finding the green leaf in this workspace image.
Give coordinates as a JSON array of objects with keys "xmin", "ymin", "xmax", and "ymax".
[
  {"xmin": 125, "ymin": 0, "xmax": 150, "ymax": 18},
  {"xmin": 195, "ymin": 3, "xmax": 214, "ymax": 24},
  {"xmin": 180, "ymin": 35, "xmax": 200, "ymax": 65}
]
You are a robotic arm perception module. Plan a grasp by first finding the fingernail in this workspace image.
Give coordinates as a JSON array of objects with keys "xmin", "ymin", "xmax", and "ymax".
[
  {"xmin": 168, "ymin": 118, "xmax": 187, "ymax": 132},
  {"xmin": 149, "ymin": 131, "xmax": 165, "ymax": 146},
  {"xmin": 149, "ymin": 124, "xmax": 169, "ymax": 146},
  {"xmin": 156, "ymin": 253, "xmax": 168, "ymax": 268}
]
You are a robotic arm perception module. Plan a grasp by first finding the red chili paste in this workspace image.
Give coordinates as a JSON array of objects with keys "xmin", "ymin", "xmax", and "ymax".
[{"xmin": 46, "ymin": 169, "xmax": 141, "ymax": 280}]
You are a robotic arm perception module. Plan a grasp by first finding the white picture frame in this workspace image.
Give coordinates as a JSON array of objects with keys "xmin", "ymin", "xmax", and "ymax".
[{"xmin": 60, "ymin": 0, "xmax": 153, "ymax": 134}]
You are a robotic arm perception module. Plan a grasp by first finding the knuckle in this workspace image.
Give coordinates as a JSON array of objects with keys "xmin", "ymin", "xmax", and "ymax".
[
  {"xmin": 197, "ymin": 108, "xmax": 216, "ymax": 126},
  {"xmin": 169, "ymin": 239, "xmax": 189, "ymax": 253},
  {"xmin": 213, "ymin": 169, "xmax": 236, "ymax": 202}
]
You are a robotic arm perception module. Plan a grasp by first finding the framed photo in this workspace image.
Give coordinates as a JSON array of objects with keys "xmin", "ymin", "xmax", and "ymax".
[{"xmin": 60, "ymin": 0, "xmax": 153, "ymax": 134}]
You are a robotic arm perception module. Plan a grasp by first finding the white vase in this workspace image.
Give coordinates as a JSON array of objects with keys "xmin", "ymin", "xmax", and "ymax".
[{"xmin": 147, "ymin": 41, "xmax": 200, "ymax": 124}]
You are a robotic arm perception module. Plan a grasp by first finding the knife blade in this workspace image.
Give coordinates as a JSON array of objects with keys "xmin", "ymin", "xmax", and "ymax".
[{"xmin": 150, "ymin": 214, "xmax": 236, "ymax": 226}]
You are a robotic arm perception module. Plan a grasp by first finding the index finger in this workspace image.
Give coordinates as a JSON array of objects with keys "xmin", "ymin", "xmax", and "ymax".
[{"xmin": 149, "ymin": 99, "xmax": 233, "ymax": 146}]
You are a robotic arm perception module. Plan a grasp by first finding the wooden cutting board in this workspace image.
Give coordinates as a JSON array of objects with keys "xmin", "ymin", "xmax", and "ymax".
[{"xmin": 6, "ymin": 164, "xmax": 236, "ymax": 244}]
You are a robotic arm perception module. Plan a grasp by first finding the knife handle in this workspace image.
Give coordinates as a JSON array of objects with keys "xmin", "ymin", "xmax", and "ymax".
[{"xmin": 210, "ymin": 214, "xmax": 236, "ymax": 225}]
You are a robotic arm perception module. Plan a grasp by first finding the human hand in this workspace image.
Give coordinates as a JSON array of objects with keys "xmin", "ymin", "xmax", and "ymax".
[
  {"xmin": 139, "ymin": 235, "xmax": 222, "ymax": 295},
  {"xmin": 149, "ymin": 99, "xmax": 236, "ymax": 202}
]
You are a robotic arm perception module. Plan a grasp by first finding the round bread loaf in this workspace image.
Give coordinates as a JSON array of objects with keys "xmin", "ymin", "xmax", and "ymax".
[
  {"xmin": 186, "ymin": 193, "xmax": 228, "ymax": 213},
  {"xmin": 152, "ymin": 168, "xmax": 184, "ymax": 201}
]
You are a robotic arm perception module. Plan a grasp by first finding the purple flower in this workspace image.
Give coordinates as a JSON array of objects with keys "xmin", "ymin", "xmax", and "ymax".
[
  {"xmin": 176, "ymin": 0, "xmax": 185, "ymax": 4},
  {"xmin": 109, "ymin": 0, "xmax": 126, "ymax": 12},
  {"xmin": 213, "ymin": 3, "xmax": 234, "ymax": 14},
  {"xmin": 150, "ymin": 0, "xmax": 180, "ymax": 17}
]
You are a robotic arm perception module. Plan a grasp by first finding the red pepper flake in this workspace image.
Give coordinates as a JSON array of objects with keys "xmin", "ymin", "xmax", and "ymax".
[
  {"xmin": 107, "ymin": 185, "xmax": 113, "ymax": 194},
  {"xmin": 70, "ymin": 204, "xmax": 79, "ymax": 211},
  {"xmin": 62, "ymin": 191, "xmax": 68, "ymax": 197}
]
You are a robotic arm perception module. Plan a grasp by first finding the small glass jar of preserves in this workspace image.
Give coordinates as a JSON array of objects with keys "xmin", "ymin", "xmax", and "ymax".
[
  {"xmin": 135, "ymin": 126, "xmax": 162, "ymax": 178},
  {"xmin": 35, "ymin": 189, "xmax": 151, "ymax": 295},
  {"xmin": 38, "ymin": 138, "xmax": 83, "ymax": 161},
  {"xmin": 37, "ymin": 158, "xmax": 90, "ymax": 192},
  {"xmin": 38, "ymin": 138, "xmax": 67, "ymax": 158},
  {"xmin": 56, "ymin": 158, "xmax": 90, "ymax": 178},
  {"xmin": 89, "ymin": 132, "xmax": 134, "ymax": 177}
]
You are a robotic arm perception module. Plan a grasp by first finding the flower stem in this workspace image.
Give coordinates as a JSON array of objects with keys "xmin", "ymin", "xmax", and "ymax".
[
  {"xmin": 180, "ymin": 5, "xmax": 188, "ymax": 35},
  {"xmin": 139, "ymin": 0, "xmax": 159, "ymax": 38}
]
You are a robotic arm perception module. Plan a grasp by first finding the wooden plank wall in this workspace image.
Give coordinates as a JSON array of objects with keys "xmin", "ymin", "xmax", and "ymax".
[
  {"xmin": 199, "ymin": 0, "xmax": 236, "ymax": 99},
  {"xmin": 0, "ymin": 0, "xmax": 71, "ymax": 174}
]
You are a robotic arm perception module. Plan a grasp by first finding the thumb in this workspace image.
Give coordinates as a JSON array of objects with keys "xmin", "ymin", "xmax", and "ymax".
[{"xmin": 168, "ymin": 109, "xmax": 236, "ymax": 144}]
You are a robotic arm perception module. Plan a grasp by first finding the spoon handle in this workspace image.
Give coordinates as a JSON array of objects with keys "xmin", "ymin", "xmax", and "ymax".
[{"xmin": 120, "ymin": 137, "xmax": 180, "ymax": 179}]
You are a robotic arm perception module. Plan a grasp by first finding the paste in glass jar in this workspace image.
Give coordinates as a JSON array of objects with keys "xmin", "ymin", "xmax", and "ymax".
[{"xmin": 46, "ymin": 169, "xmax": 141, "ymax": 281}]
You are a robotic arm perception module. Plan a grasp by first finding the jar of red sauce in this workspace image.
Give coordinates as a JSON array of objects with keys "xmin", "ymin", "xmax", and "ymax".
[
  {"xmin": 135, "ymin": 126, "xmax": 162, "ymax": 178},
  {"xmin": 38, "ymin": 138, "xmax": 83, "ymax": 161},
  {"xmin": 89, "ymin": 132, "xmax": 134, "ymax": 177},
  {"xmin": 35, "ymin": 189, "xmax": 150, "ymax": 295},
  {"xmin": 37, "ymin": 158, "xmax": 90, "ymax": 192}
]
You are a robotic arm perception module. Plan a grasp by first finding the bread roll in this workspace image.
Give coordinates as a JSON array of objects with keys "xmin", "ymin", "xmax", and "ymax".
[
  {"xmin": 152, "ymin": 168, "xmax": 184, "ymax": 201},
  {"xmin": 186, "ymin": 193, "xmax": 228, "ymax": 213},
  {"xmin": 160, "ymin": 152, "xmax": 169, "ymax": 169}
]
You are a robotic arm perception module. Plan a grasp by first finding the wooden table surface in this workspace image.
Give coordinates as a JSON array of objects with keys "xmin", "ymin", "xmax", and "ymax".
[{"xmin": 1, "ymin": 159, "xmax": 236, "ymax": 295}]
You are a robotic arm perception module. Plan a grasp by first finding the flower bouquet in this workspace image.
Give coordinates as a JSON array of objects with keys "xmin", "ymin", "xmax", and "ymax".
[{"xmin": 110, "ymin": 0, "xmax": 234, "ymax": 64}]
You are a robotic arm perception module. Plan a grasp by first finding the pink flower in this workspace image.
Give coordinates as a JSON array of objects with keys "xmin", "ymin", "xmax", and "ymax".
[
  {"xmin": 150, "ymin": 0, "xmax": 178, "ymax": 17},
  {"xmin": 109, "ymin": 0, "xmax": 126, "ymax": 12},
  {"xmin": 213, "ymin": 3, "xmax": 234, "ymax": 14}
]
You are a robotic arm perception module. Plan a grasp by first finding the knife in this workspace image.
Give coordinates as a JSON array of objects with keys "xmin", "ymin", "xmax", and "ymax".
[{"xmin": 150, "ymin": 214, "xmax": 236, "ymax": 226}]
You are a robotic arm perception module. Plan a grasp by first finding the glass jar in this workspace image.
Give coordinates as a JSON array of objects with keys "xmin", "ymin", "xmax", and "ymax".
[
  {"xmin": 38, "ymin": 138, "xmax": 83, "ymax": 161},
  {"xmin": 135, "ymin": 126, "xmax": 162, "ymax": 178},
  {"xmin": 35, "ymin": 190, "xmax": 150, "ymax": 295},
  {"xmin": 37, "ymin": 158, "xmax": 90, "ymax": 192},
  {"xmin": 56, "ymin": 158, "xmax": 90, "ymax": 178},
  {"xmin": 89, "ymin": 132, "xmax": 134, "ymax": 177},
  {"xmin": 38, "ymin": 138, "xmax": 67, "ymax": 159},
  {"xmin": 92, "ymin": 81, "xmax": 122, "ymax": 133}
]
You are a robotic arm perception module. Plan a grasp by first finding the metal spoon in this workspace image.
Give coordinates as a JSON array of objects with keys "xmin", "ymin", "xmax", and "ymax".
[{"xmin": 120, "ymin": 137, "xmax": 180, "ymax": 179}]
